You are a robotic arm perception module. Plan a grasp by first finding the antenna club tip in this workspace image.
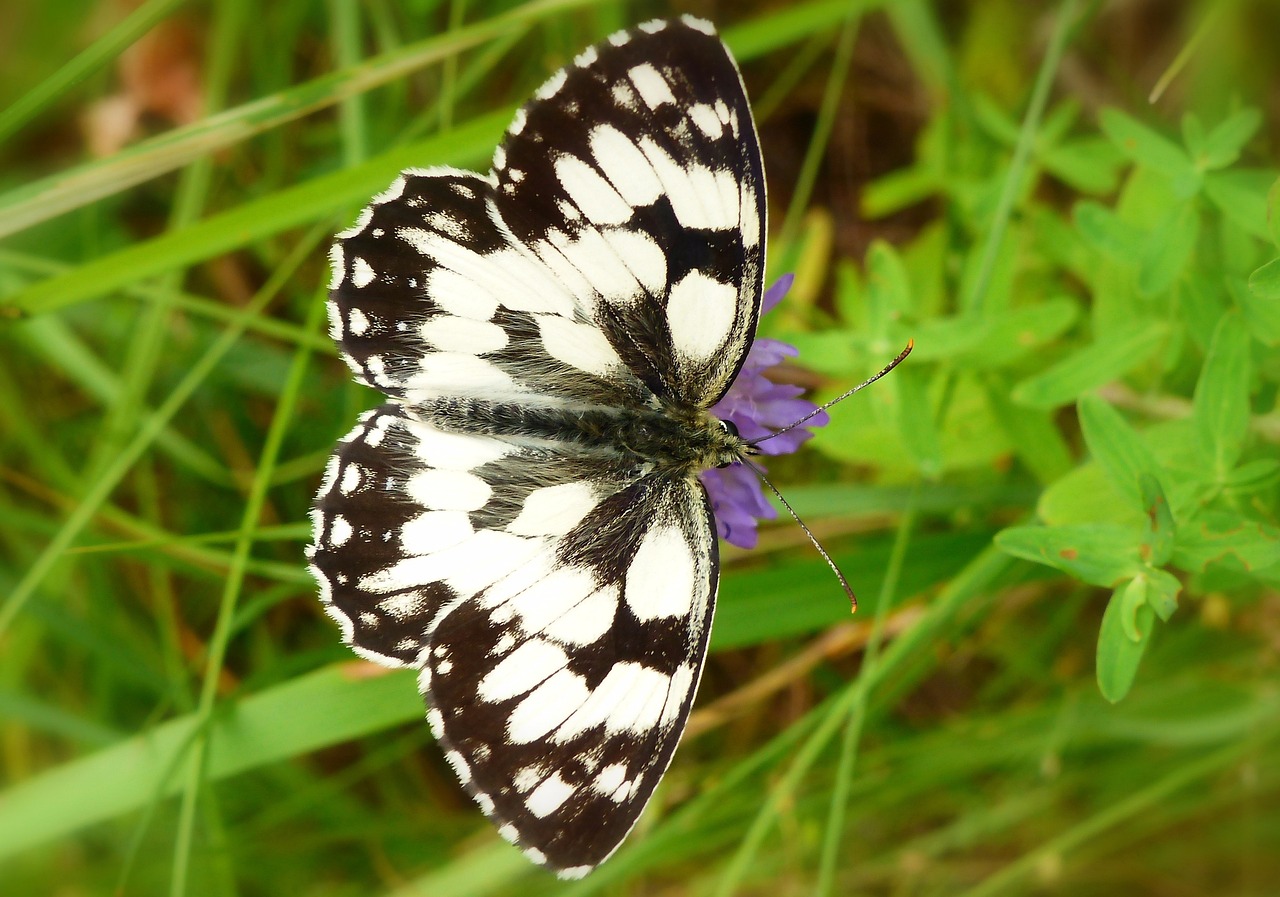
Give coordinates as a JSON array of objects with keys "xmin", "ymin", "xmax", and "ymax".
[{"xmin": 905, "ymin": 338, "xmax": 914, "ymax": 351}]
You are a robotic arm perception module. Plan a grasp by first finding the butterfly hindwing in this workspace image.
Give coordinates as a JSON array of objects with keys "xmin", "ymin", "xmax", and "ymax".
[
  {"xmin": 311, "ymin": 15, "xmax": 764, "ymax": 876},
  {"xmin": 424, "ymin": 475, "xmax": 717, "ymax": 874}
]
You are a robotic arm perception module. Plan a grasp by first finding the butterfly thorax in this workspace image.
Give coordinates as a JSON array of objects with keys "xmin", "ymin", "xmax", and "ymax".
[{"xmin": 413, "ymin": 396, "xmax": 746, "ymax": 476}]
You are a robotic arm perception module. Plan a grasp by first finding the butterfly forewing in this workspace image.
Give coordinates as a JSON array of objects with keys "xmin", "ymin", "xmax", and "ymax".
[
  {"xmin": 494, "ymin": 18, "xmax": 765, "ymax": 408},
  {"xmin": 310, "ymin": 15, "xmax": 764, "ymax": 877}
]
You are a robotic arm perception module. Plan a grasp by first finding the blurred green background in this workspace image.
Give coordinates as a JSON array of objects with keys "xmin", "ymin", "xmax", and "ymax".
[{"xmin": 1, "ymin": 0, "xmax": 1277, "ymax": 894}]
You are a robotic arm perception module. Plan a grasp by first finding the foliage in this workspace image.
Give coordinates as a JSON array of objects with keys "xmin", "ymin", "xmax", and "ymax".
[{"xmin": 1, "ymin": 1, "xmax": 1277, "ymax": 895}]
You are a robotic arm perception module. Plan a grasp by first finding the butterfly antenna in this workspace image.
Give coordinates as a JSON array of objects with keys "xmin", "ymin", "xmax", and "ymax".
[
  {"xmin": 748, "ymin": 339, "xmax": 914, "ymax": 449},
  {"xmin": 746, "ymin": 458, "xmax": 857, "ymax": 612}
]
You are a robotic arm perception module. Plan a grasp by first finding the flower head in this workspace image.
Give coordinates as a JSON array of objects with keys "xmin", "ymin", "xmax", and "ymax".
[{"xmin": 701, "ymin": 275, "xmax": 829, "ymax": 549}]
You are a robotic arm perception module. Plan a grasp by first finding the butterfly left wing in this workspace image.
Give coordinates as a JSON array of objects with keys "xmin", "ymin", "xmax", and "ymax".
[{"xmin": 309, "ymin": 403, "xmax": 718, "ymax": 876}]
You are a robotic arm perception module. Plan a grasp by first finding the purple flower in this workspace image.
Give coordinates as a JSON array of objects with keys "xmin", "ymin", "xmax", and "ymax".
[{"xmin": 701, "ymin": 275, "xmax": 829, "ymax": 549}]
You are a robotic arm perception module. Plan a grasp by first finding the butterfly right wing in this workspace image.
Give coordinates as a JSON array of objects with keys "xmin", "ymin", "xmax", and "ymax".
[{"xmin": 308, "ymin": 403, "xmax": 720, "ymax": 875}]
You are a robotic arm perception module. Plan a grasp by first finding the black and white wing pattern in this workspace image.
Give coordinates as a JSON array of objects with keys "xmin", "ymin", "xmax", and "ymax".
[{"xmin": 308, "ymin": 16, "xmax": 765, "ymax": 877}]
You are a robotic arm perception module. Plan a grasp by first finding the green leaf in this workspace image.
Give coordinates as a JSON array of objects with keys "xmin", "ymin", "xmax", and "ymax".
[
  {"xmin": 1176, "ymin": 273, "xmax": 1231, "ymax": 352},
  {"xmin": 1268, "ymin": 176, "xmax": 1280, "ymax": 249},
  {"xmin": 1193, "ymin": 108, "xmax": 1262, "ymax": 171},
  {"xmin": 1222, "ymin": 458, "xmax": 1280, "ymax": 491},
  {"xmin": 1012, "ymin": 324, "xmax": 1168, "ymax": 409},
  {"xmin": 1074, "ymin": 200, "xmax": 1144, "ymax": 259},
  {"xmin": 1173, "ymin": 511, "xmax": 1280, "ymax": 573},
  {"xmin": 894, "ymin": 368, "xmax": 943, "ymax": 477},
  {"xmin": 983, "ymin": 378, "xmax": 1075, "ymax": 484},
  {"xmin": 1145, "ymin": 567, "xmax": 1182, "ymax": 622},
  {"xmin": 894, "ymin": 314, "xmax": 988, "ymax": 362},
  {"xmin": 1139, "ymin": 473, "xmax": 1176, "ymax": 568},
  {"xmin": 861, "ymin": 165, "xmax": 941, "ymax": 218},
  {"xmin": 1192, "ymin": 313, "xmax": 1252, "ymax": 476},
  {"xmin": 865, "ymin": 239, "xmax": 914, "ymax": 333},
  {"xmin": 1078, "ymin": 394, "xmax": 1164, "ymax": 513},
  {"xmin": 995, "ymin": 523, "xmax": 1144, "ymax": 587},
  {"xmin": 1099, "ymin": 108, "xmax": 1197, "ymax": 183},
  {"xmin": 1203, "ymin": 169, "xmax": 1274, "ymax": 242},
  {"xmin": 1042, "ymin": 137, "xmax": 1124, "ymax": 195},
  {"xmin": 1138, "ymin": 204, "xmax": 1200, "ymax": 296},
  {"xmin": 1247, "ymin": 257, "xmax": 1280, "ymax": 299},
  {"xmin": 1037, "ymin": 461, "xmax": 1141, "ymax": 528},
  {"xmin": 1097, "ymin": 578, "xmax": 1156, "ymax": 703},
  {"xmin": 959, "ymin": 299, "xmax": 1080, "ymax": 368},
  {"xmin": 1240, "ymin": 266, "xmax": 1280, "ymax": 345}
]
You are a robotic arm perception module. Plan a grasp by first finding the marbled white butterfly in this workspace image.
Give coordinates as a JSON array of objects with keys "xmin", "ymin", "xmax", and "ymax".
[{"xmin": 310, "ymin": 16, "xmax": 789, "ymax": 877}]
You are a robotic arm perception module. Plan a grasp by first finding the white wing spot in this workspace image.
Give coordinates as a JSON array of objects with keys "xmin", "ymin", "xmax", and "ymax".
[
  {"xmin": 478, "ymin": 638, "xmax": 570, "ymax": 703},
  {"xmin": 327, "ymin": 246, "xmax": 345, "ymax": 291},
  {"xmin": 376, "ymin": 592, "xmax": 425, "ymax": 619},
  {"xmin": 526, "ymin": 773, "xmax": 577, "ymax": 818},
  {"xmin": 689, "ymin": 102, "xmax": 724, "ymax": 137},
  {"xmin": 554, "ymin": 154, "xmax": 633, "ymax": 226},
  {"xmin": 524, "ymin": 847, "xmax": 548, "ymax": 865},
  {"xmin": 681, "ymin": 15, "xmax": 715, "ymax": 35},
  {"xmin": 404, "ymin": 469, "xmax": 491, "ymax": 512},
  {"xmin": 402, "ymin": 419, "xmax": 512, "ymax": 470},
  {"xmin": 554, "ymin": 662, "xmax": 672, "ymax": 741},
  {"xmin": 329, "ymin": 515, "xmax": 352, "ymax": 547},
  {"xmin": 628, "ymin": 63, "xmax": 676, "ymax": 109},
  {"xmin": 544, "ymin": 583, "xmax": 618, "ymax": 647},
  {"xmin": 499, "ymin": 565, "xmax": 595, "ymax": 632},
  {"xmin": 400, "ymin": 510, "xmax": 472, "ymax": 556},
  {"xmin": 593, "ymin": 763, "xmax": 628, "ymax": 798},
  {"xmin": 637, "ymin": 138, "xmax": 738, "ymax": 231},
  {"xmin": 351, "ymin": 257, "xmax": 376, "ymax": 288},
  {"xmin": 514, "ymin": 765, "xmax": 546, "ymax": 793},
  {"xmin": 420, "ymin": 315, "xmax": 509, "ymax": 354},
  {"xmin": 509, "ymin": 107, "xmax": 527, "ymax": 136},
  {"xmin": 625, "ymin": 525, "xmax": 697, "ymax": 621},
  {"xmin": 507, "ymin": 669, "xmax": 590, "ymax": 743},
  {"xmin": 535, "ymin": 68, "xmax": 567, "ymax": 101},
  {"xmin": 534, "ymin": 315, "xmax": 625, "ymax": 378},
  {"xmin": 338, "ymin": 462, "xmax": 362, "ymax": 495},
  {"xmin": 408, "ymin": 353, "xmax": 514, "ymax": 396},
  {"xmin": 336, "ymin": 207, "xmax": 373, "ymax": 240},
  {"xmin": 602, "ymin": 228, "xmax": 666, "ymax": 296},
  {"xmin": 445, "ymin": 750, "xmax": 472, "ymax": 785},
  {"xmin": 666, "ymin": 270, "xmax": 738, "ymax": 363},
  {"xmin": 347, "ymin": 307, "xmax": 370, "ymax": 336},
  {"xmin": 740, "ymin": 180, "xmax": 761, "ymax": 249},
  {"xmin": 590, "ymin": 124, "xmax": 662, "ymax": 207},
  {"xmin": 371, "ymin": 176, "xmax": 407, "ymax": 205}
]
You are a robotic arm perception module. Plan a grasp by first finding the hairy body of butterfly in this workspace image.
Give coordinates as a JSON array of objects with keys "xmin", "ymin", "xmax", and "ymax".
[{"xmin": 309, "ymin": 16, "xmax": 767, "ymax": 877}]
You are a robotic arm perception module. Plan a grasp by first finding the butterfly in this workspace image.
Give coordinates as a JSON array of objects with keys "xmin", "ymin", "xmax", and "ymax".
[{"xmin": 308, "ymin": 16, "xmax": 775, "ymax": 877}]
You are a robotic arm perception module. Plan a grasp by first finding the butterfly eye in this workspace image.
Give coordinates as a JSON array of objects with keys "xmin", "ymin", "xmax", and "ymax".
[{"xmin": 720, "ymin": 419, "xmax": 740, "ymax": 438}]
